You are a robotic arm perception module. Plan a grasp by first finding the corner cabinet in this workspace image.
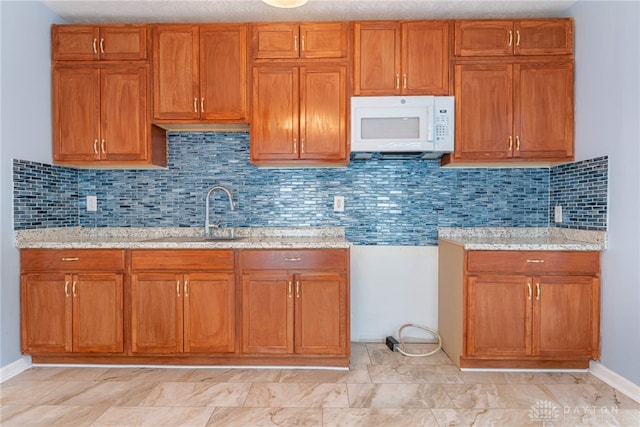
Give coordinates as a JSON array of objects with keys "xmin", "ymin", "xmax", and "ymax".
[
  {"xmin": 250, "ymin": 65, "xmax": 348, "ymax": 166},
  {"xmin": 438, "ymin": 241, "xmax": 600, "ymax": 369},
  {"xmin": 151, "ymin": 24, "xmax": 248, "ymax": 122},
  {"xmin": 240, "ymin": 249, "xmax": 350, "ymax": 365},
  {"xmin": 354, "ymin": 21, "xmax": 451, "ymax": 96},
  {"xmin": 20, "ymin": 249, "xmax": 125, "ymax": 355},
  {"xmin": 129, "ymin": 250, "xmax": 236, "ymax": 354}
]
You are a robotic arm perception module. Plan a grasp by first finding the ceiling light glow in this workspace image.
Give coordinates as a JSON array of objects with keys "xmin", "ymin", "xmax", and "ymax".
[{"xmin": 262, "ymin": 0, "xmax": 309, "ymax": 8}]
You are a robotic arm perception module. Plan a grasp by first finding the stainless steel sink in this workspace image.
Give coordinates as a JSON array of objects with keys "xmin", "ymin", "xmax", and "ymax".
[{"xmin": 142, "ymin": 236, "xmax": 245, "ymax": 243}]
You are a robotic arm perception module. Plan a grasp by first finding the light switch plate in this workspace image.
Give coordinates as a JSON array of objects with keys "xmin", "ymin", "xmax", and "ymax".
[
  {"xmin": 333, "ymin": 196, "xmax": 345, "ymax": 212},
  {"xmin": 554, "ymin": 205, "xmax": 563, "ymax": 223},
  {"xmin": 87, "ymin": 195, "xmax": 97, "ymax": 212}
]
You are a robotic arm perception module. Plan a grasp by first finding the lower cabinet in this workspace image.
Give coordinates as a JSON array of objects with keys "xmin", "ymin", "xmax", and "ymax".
[
  {"xmin": 130, "ymin": 250, "xmax": 235, "ymax": 354},
  {"xmin": 240, "ymin": 249, "xmax": 350, "ymax": 358},
  {"xmin": 438, "ymin": 242, "xmax": 600, "ymax": 369},
  {"xmin": 20, "ymin": 250, "xmax": 125, "ymax": 354}
]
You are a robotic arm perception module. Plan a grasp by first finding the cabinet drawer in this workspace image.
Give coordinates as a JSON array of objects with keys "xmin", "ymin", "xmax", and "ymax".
[
  {"xmin": 131, "ymin": 250, "xmax": 234, "ymax": 271},
  {"xmin": 21, "ymin": 249, "xmax": 125, "ymax": 272},
  {"xmin": 467, "ymin": 251, "xmax": 600, "ymax": 275},
  {"xmin": 241, "ymin": 249, "xmax": 348, "ymax": 270}
]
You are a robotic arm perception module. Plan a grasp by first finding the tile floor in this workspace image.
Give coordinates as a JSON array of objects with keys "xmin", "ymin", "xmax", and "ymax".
[{"xmin": 1, "ymin": 343, "xmax": 638, "ymax": 426}]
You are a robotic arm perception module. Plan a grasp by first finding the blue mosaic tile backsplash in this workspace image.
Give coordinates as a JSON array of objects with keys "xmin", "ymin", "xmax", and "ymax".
[
  {"xmin": 550, "ymin": 156, "xmax": 608, "ymax": 230},
  {"xmin": 13, "ymin": 132, "xmax": 608, "ymax": 244}
]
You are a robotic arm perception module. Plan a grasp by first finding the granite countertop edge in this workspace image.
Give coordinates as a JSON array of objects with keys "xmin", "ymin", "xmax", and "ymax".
[
  {"xmin": 437, "ymin": 227, "xmax": 607, "ymax": 251},
  {"xmin": 15, "ymin": 227, "xmax": 351, "ymax": 250}
]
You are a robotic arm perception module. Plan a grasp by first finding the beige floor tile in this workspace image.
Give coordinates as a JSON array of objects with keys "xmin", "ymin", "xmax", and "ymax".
[
  {"xmin": 0, "ymin": 404, "xmax": 107, "ymax": 427},
  {"xmin": 367, "ymin": 344, "xmax": 450, "ymax": 366},
  {"xmin": 139, "ymin": 381, "xmax": 251, "ymax": 407},
  {"xmin": 431, "ymin": 408, "xmax": 544, "ymax": 426},
  {"xmin": 347, "ymin": 383, "xmax": 454, "ymax": 409},
  {"xmin": 278, "ymin": 365, "xmax": 370, "ymax": 384},
  {"xmin": 349, "ymin": 343, "xmax": 371, "ymax": 365},
  {"xmin": 541, "ymin": 383, "xmax": 640, "ymax": 410},
  {"xmin": 5, "ymin": 366, "xmax": 108, "ymax": 382},
  {"xmin": 186, "ymin": 367, "xmax": 281, "ymax": 383},
  {"xmin": 95, "ymin": 367, "xmax": 195, "ymax": 383},
  {"xmin": 207, "ymin": 407, "xmax": 322, "ymax": 426},
  {"xmin": 322, "ymin": 408, "xmax": 438, "ymax": 426},
  {"xmin": 90, "ymin": 406, "xmax": 215, "ymax": 426},
  {"xmin": 45, "ymin": 380, "xmax": 158, "ymax": 406},
  {"xmin": 368, "ymin": 363, "xmax": 463, "ymax": 384},
  {"xmin": 552, "ymin": 408, "xmax": 640, "ymax": 426},
  {"xmin": 244, "ymin": 383, "xmax": 349, "ymax": 408},
  {"xmin": 442, "ymin": 383, "xmax": 557, "ymax": 409}
]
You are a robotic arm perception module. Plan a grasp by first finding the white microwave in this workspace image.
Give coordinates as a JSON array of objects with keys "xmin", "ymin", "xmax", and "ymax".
[{"xmin": 350, "ymin": 96, "xmax": 455, "ymax": 154}]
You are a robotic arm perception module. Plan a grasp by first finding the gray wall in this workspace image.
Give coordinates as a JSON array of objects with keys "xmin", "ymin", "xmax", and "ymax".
[
  {"xmin": 0, "ymin": 1, "xmax": 63, "ymax": 368},
  {"xmin": 569, "ymin": 0, "xmax": 640, "ymax": 385}
]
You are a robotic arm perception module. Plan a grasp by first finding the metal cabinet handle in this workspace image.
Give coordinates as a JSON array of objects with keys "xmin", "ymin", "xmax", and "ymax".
[
  {"xmin": 61, "ymin": 257, "xmax": 80, "ymax": 261},
  {"xmin": 184, "ymin": 280, "xmax": 189, "ymax": 297},
  {"xmin": 516, "ymin": 30, "xmax": 521, "ymax": 47},
  {"xmin": 93, "ymin": 139, "xmax": 99, "ymax": 154},
  {"xmin": 515, "ymin": 136, "xmax": 520, "ymax": 151},
  {"xmin": 395, "ymin": 74, "xmax": 400, "ymax": 89},
  {"xmin": 508, "ymin": 30, "xmax": 513, "ymax": 47},
  {"xmin": 284, "ymin": 257, "xmax": 302, "ymax": 262},
  {"xmin": 536, "ymin": 283, "xmax": 541, "ymax": 300},
  {"xmin": 527, "ymin": 282, "xmax": 532, "ymax": 300},
  {"xmin": 93, "ymin": 38, "xmax": 98, "ymax": 54},
  {"xmin": 194, "ymin": 97, "xmax": 198, "ymax": 113},
  {"xmin": 403, "ymin": 74, "xmax": 407, "ymax": 89},
  {"xmin": 526, "ymin": 259, "xmax": 545, "ymax": 263},
  {"xmin": 288, "ymin": 281, "xmax": 292, "ymax": 298},
  {"xmin": 101, "ymin": 139, "xmax": 106, "ymax": 154},
  {"xmin": 72, "ymin": 281, "xmax": 77, "ymax": 297},
  {"xmin": 301, "ymin": 138, "xmax": 305, "ymax": 154},
  {"xmin": 301, "ymin": 35, "xmax": 305, "ymax": 51},
  {"xmin": 508, "ymin": 136, "xmax": 513, "ymax": 151},
  {"xmin": 293, "ymin": 138, "xmax": 297, "ymax": 154},
  {"xmin": 296, "ymin": 281, "xmax": 300, "ymax": 298},
  {"xmin": 176, "ymin": 280, "xmax": 181, "ymax": 297},
  {"xmin": 294, "ymin": 35, "xmax": 298, "ymax": 52},
  {"xmin": 200, "ymin": 98, "xmax": 204, "ymax": 113},
  {"xmin": 99, "ymin": 38, "xmax": 105, "ymax": 54},
  {"xmin": 64, "ymin": 281, "xmax": 70, "ymax": 297}
]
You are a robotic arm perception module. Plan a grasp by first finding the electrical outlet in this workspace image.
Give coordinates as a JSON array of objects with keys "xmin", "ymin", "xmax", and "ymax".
[
  {"xmin": 333, "ymin": 196, "xmax": 344, "ymax": 212},
  {"xmin": 87, "ymin": 195, "xmax": 97, "ymax": 212},
  {"xmin": 554, "ymin": 205, "xmax": 563, "ymax": 223}
]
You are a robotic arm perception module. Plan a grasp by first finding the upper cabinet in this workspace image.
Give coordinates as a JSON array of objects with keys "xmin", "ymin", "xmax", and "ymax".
[
  {"xmin": 454, "ymin": 19, "xmax": 574, "ymax": 57},
  {"xmin": 251, "ymin": 22, "xmax": 348, "ymax": 59},
  {"xmin": 52, "ymin": 25, "xmax": 148, "ymax": 61},
  {"xmin": 354, "ymin": 21, "xmax": 451, "ymax": 96},
  {"xmin": 152, "ymin": 24, "xmax": 248, "ymax": 122}
]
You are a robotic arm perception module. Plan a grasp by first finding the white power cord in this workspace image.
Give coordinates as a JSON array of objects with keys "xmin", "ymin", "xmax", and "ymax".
[{"xmin": 396, "ymin": 323, "xmax": 442, "ymax": 357}]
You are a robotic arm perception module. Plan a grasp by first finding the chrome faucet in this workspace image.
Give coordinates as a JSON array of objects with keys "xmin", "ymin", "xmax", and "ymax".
[{"xmin": 204, "ymin": 185, "xmax": 235, "ymax": 238}]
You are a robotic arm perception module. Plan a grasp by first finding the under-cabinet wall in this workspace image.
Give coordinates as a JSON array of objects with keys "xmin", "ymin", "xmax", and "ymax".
[{"xmin": 13, "ymin": 133, "xmax": 608, "ymax": 243}]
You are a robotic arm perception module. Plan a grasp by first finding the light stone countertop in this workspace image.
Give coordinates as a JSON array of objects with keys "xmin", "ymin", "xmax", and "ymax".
[
  {"xmin": 438, "ymin": 227, "xmax": 607, "ymax": 251},
  {"xmin": 15, "ymin": 226, "xmax": 350, "ymax": 250}
]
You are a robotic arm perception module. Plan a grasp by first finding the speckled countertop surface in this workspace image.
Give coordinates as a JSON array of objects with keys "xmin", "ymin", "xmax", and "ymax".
[
  {"xmin": 15, "ymin": 227, "xmax": 350, "ymax": 249},
  {"xmin": 438, "ymin": 227, "xmax": 607, "ymax": 251}
]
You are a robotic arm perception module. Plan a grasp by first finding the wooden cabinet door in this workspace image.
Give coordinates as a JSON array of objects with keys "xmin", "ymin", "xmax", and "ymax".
[
  {"xmin": 242, "ymin": 272, "xmax": 293, "ymax": 354},
  {"xmin": 131, "ymin": 273, "xmax": 183, "ymax": 353},
  {"xmin": 453, "ymin": 63, "xmax": 513, "ymax": 160},
  {"xmin": 454, "ymin": 20, "xmax": 514, "ymax": 57},
  {"xmin": 98, "ymin": 26, "xmax": 148, "ymax": 60},
  {"xmin": 183, "ymin": 272, "xmax": 236, "ymax": 353},
  {"xmin": 52, "ymin": 66, "xmax": 101, "ymax": 162},
  {"xmin": 533, "ymin": 275, "xmax": 599, "ymax": 358},
  {"xmin": 515, "ymin": 61, "xmax": 574, "ymax": 160},
  {"xmin": 251, "ymin": 23, "xmax": 299, "ymax": 59},
  {"xmin": 251, "ymin": 66, "xmax": 299, "ymax": 162},
  {"xmin": 21, "ymin": 273, "xmax": 72, "ymax": 353},
  {"xmin": 72, "ymin": 273, "xmax": 124, "ymax": 353},
  {"xmin": 52, "ymin": 25, "xmax": 101, "ymax": 61},
  {"xmin": 299, "ymin": 66, "xmax": 347, "ymax": 161},
  {"xmin": 515, "ymin": 19, "xmax": 573, "ymax": 56},
  {"xmin": 354, "ymin": 22, "xmax": 401, "ymax": 95},
  {"xmin": 402, "ymin": 21, "xmax": 450, "ymax": 95},
  {"xmin": 152, "ymin": 25, "xmax": 199, "ymax": 120},
  {"xmin": 100, "ymin": 65, "xmax": 148, "ymax": 161},
  {"xmin": 466, "ymin": 274, "xmax": 531, "ymax": 357},
  {"xmin": 199, "ymin": 25, "xmax": 248, "ymax": 121},
  {"xmin": 299, "ymin": 23, "xmax": 348, "ymax": 59},
  {"xmin": 295, "ymin": 273, "xmax": 347, "ymax": 355}
]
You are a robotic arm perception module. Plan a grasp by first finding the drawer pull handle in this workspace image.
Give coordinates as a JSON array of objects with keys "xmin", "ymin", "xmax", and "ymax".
[
  {"xmin": 526, "ymin": 259, "xmax": 545, "ymax": 263},
  {"xmin": 284, "ymin": 257, "xmax": 302, "ymax": 262},
  {"xmin": 61, "ymin": 257, "xmax": 80, "ymax": 261}
]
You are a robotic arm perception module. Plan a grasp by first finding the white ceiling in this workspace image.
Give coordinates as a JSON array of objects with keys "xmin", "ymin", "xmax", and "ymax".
[{"xmin": 40, "ymin": 0, "xmax": 577, "ymax": 24}]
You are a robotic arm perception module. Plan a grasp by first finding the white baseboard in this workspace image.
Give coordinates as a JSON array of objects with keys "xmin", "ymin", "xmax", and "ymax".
[
  {"xmin": 590, "ymin": 361, "xmax": 640, "ymax": 403},
  {"xmin": 0, "ymin": 356, "xmax": 32, "ymax": 383}
]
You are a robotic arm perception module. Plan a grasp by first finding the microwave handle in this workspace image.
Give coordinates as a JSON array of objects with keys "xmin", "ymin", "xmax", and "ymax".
[{"xmin": 426, "ymin": 104, "xmax": 434, "ymax": 142}]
